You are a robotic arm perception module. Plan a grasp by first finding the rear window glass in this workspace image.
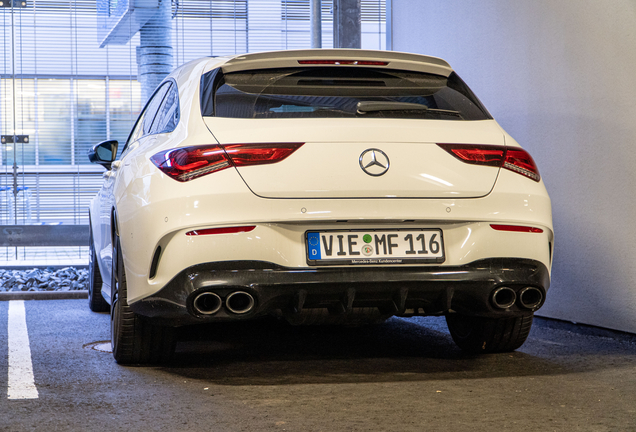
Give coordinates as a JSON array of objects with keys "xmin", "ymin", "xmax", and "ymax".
[{"xmin": 202, "ymin": 67, "xmax": 491, "ymax": 121}]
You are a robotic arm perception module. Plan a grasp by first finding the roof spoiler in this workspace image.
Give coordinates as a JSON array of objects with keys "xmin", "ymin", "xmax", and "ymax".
[{"xmin": 218, "ymin": 49, "xmax": 453, "ymax": 77}]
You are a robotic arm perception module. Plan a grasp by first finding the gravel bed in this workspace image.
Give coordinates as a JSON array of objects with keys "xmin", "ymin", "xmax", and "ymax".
[{"xmin": 0, "ymin": 267, "xmax": 88, "ymax": 292}]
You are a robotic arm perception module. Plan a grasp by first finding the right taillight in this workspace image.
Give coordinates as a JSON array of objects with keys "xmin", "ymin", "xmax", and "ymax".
[
  {"xmin": 150, "ymin": 143, "xmax": 304, "ymax": 182},
  {"xmin": 501, "ymin": 148, "xmax": 541, "ymax": 182},
  {"xmin": 437, "ymin": 144, "xmax": 540, "ymax": 182}
]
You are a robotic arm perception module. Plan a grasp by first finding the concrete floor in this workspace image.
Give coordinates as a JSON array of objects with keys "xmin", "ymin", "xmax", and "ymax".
[{"xmin": 1, "ymin": 299, "xmax": 635, "ymax": 431}]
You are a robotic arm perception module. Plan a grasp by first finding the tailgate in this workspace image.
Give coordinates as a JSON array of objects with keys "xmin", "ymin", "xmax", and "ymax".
[{"xmin": 204, "ymin": 118, "xmax": 505, "ymax": 199}]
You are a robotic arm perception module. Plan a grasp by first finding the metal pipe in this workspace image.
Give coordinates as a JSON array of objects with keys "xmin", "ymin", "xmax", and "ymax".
[
  {"xmin": 491, "ymin": 286, "xmax": 516, "ymax": 309},
  {"xmin": 225, "ymin": 291, "xmax": 255, "ymax": 315},
  {"xmin": 518, "ymin": 287, "xmax": 543, "ymax": 309},
  {"xmin": 193, "ymin": 292, "xmax": 222, "ymax": 315}
]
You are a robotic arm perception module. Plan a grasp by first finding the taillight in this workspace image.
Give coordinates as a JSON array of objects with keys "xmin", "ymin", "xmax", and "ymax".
[
  {"xmin": 150, "ymin": 145, "xmax": 230, "ymax": 182},
  {"xmin": 223, "ymin": 144, "xmax": 303, "ymax": 167},
  {"xmin": 502, "ymin": 148, "xmax": 541, "ymax": 182},
  {"xmin": 437, "ymin": 144, "xmax": 540, "ymax": 182},
  {"xmin": 150, "ymin": 143, "xmax": 303, "ymax": 182},
  {"xmin": 436, "ymin": 144, "xmax": 504, "ymax": 167}
]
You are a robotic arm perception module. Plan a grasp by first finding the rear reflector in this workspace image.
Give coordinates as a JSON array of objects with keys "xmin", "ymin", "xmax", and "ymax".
[
  {"xmin": 186, "ymin": 226, "xmax": 256, "ymax": 236},
  {"xmin": 490, "ymin": 224, "xmax": 544, "ymax": 233},
  {"xmin": 437, "ymin": 144, "xmax": 540, "ymax": 182},
  {"xmin": 151, "ymin": 143, "xmax": 303, "ymax": 182},
  {"xmin": 298, "ymin": 60, "xmax": 389, "ymax": 66}
]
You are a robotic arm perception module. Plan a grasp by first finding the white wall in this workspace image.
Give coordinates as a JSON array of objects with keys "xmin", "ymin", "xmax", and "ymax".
[{"xmin": 392, "ymin": 0, "xmax": 636, "ymax": 333}]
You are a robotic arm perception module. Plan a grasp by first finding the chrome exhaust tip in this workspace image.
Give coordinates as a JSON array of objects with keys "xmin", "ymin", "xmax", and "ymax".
[
  {"xmin": 518, "ymin": 287, "xmax": 543, "ymax": 309},
  {"xmin": 225, "ymin": 291, "xmax": 255, "ymax": 314},
  {"xmin": 491, "ymin": 286, "xmax": 517, "ymax": 309},
  {"xmin": 193, "ymin": 292, "xmax": 223, "ymax": 315}
]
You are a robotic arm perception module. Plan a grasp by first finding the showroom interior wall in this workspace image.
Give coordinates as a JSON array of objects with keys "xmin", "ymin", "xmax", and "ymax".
[{"xmin": 392, "ymin": 0, "xmax": 636, "ymax": 333}]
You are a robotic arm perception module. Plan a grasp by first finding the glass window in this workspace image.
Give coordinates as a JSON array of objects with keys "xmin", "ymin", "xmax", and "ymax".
[
  {"xmin": 151, "ymin": 83, "xmax": 180, "ymax": 134},
  {"xmin": 109, "ymin": 80, "xmax": 143, "ymax": 159},
  {"xmin": 0, "ymin": 78, "xmax": 36, "ymax": 166},
  {"xmin": 38, "ymin": 79, "xmax": 73, "ymax": 165},
  {"xmin": 74, "ymin": 80, "xmax": 106, "ymax": 165},
  {"xmin": 128, "ymin": 109, "xmax": 146, "ymax": 146},
  {"xmin": 211, "ymin": 68, "xmax": 492, "ymax": 121},
  {"xmin": 142, "ymin": 82, "xmax": 172, "ymax": 136}
]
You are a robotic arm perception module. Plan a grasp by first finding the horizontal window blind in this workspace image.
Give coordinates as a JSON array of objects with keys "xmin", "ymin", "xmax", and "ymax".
[
  {"xmin": 0, "ymin": 0, "xmax": 386, "ymax": 261},
  {"xmin": 0, "ymin": 166, "xmax": 103, "ymax": 224}
]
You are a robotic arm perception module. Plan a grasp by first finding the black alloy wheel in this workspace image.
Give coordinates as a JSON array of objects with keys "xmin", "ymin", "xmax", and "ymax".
[
  {"xmin": 110, "ymin": 236, "xmax": 176, "ymax": 364},
  {"xmin": 88, "ymin": 226, "xmax": 109, "ymax": 312},
  {"xmin": 445, "ymin": 313, "xmax": 534, "ymax": 353}
]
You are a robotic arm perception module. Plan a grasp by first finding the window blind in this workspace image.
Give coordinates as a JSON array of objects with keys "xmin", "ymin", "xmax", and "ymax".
[{"xmin": 0, "ymin": 0, "xmax": 387, "ymax": 261}]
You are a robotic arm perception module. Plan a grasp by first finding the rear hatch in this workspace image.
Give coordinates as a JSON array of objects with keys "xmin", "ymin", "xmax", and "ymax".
[
  {"xmin": 203, "ymin": 117, "xmax": 504, "ymax": 199},
  {"xmin": 201, "ymin": 63, "xmax": 503, "ymax": 199}
]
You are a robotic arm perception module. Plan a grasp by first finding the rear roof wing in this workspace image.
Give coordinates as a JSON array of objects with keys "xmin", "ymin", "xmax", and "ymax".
[{"xmin": 216, "ymin": 49, "xmax": 454, "ymax": 77}]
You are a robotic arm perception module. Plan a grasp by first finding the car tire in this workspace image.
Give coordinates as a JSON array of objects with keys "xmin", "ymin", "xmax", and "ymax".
[
  {"xmin": 110, "ymin": 237, "xmax": 176, "ymax": 364},
  {"xmin": 88, "ymin": 228, "xmax": 109, "ymax": 312},
  {"xmin": 445, "ymin": 313, "xmax": 533, "ymax": 353}
]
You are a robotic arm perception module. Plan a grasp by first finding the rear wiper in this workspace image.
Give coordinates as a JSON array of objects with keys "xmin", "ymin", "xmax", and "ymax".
[{"xmin": 356, "ymin": 101, "xmax": 462, "ymax": 117}]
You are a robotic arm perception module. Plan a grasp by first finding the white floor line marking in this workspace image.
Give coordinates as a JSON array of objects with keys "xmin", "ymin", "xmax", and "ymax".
[{"xmin": 7, "ymin": 300, "xmax": 39, "ymax": 400}]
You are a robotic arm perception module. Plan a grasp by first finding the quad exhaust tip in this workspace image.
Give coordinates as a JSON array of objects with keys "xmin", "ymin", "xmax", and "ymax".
[
  {"xmin": 193, "ymin": 292, "xmax": 223, "ymax": 315},
  {"xmin": 519, "ymin": 286, "xmax": 543, "ymax": 309},
  {"xmin": 225, "ymin": 291, "xmax": 256, "ymax": 315},
  {"xmin": 491, "ymin": 286, "xmax": 516, "ymax": 309},
  {"xmin": 491, "ymin": 286, "xmax": 544, "ymax": 310}
]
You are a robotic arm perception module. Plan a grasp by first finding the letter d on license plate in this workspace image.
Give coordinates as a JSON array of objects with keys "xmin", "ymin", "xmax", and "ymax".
[{"xmin": 306, "ymin": 229, "xmax": 444, "ymax": 266}]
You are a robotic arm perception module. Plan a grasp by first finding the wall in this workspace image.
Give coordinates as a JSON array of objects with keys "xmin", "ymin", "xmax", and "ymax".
[{"xmin": 392, "ymin": 0, "xmax": 636, "ymax": 333}]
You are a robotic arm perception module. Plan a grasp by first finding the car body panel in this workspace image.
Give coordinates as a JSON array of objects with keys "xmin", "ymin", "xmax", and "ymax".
[
  {"xmin": 203, "ymin": 118, "xmax": 506, "ymax": 199},
  {"xmin": 88, "ymin": 49, "xmax": 553, "ymax": 324},
  {"xmin": 217, "ymin": 49, "xmax": 454, "ymax": 76},
  {"xmin": 110, "ymin": 163, "xmax": 551, "ymax": 304}
]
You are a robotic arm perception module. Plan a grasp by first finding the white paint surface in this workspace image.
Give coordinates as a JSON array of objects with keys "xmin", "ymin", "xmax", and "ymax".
[
  {"xmin": 8, "ymin": 300, "xmax": 38, "ymax": 400},
  {"xmin": 392, "ymin": 0, "xmax": 636, "ymax": 333}
]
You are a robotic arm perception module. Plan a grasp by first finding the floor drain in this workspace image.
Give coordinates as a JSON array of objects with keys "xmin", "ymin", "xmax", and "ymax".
[{"xmin": 83, "ymin": 340, "xmax": 112, "ymax": 353}]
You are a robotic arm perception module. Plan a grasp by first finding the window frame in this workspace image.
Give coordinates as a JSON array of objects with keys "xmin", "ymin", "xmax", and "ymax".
[
  {"xmin": 207, "ymin": 68, "xmax": 493, "ymax": 121},
  {"xmin": 120, "ymin": 79, "xmax": 178, "ymax": 157},
  {"xmin": 151, "ymin": 82, "xmax": 181, "ymax": 135}
]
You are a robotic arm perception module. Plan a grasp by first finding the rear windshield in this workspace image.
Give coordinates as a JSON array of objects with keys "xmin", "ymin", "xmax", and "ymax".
[{"xmin": 201, "ymin": 67, "xmax": 492, "ymax": 121}]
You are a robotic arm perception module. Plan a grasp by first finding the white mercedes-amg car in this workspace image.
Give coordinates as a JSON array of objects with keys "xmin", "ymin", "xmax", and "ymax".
[{"xmin": 87, "ymin": 49, "xmax": 553, "ymax": 364}]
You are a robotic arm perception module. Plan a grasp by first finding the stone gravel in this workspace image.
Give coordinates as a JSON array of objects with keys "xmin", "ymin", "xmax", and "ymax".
[{"xmin": 0, "ymin": 267, "xmax": 87, "ymax": 292}]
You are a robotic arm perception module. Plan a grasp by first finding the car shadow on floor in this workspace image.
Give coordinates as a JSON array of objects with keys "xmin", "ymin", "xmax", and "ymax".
[{"xmin": 159, "ymin": 315, "xmax": 635, "ymax": 385}]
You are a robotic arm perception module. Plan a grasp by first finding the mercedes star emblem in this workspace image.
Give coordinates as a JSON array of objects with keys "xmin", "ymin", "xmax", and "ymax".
[{"xmin": 359, "ymin": 148, "xmax": 390, "ymax": 176}]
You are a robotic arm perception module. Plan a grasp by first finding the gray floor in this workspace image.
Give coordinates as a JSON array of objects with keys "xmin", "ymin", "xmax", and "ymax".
[{"xmin": 1, "ymin": 299, "xmax": 635, "ymax": 431}]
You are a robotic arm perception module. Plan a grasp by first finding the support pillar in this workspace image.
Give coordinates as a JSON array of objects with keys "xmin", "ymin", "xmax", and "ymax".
[
  {"xmin": 333, "ymin": 0, "xmax": 361, "ymax": 49},
  {"xmin": 310, "ymin": 0, "xmax": 322, "ymax": 48}
]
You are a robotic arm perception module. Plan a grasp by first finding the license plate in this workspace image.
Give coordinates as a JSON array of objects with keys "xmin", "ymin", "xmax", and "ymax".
[{"xmin": 306, "ymin": 229, "xmax": 445, "ymax": 265}]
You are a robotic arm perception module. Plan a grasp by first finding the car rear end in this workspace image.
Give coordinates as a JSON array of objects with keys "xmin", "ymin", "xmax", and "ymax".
[{"xmin": 121, "ymin": 50, "xmax": 552, "ymax": 338}]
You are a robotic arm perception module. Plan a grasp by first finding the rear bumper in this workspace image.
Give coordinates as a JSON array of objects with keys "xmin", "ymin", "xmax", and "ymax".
[{"xmin": 129, "ymin": 258, "xmax": 550, "ymax": 326}]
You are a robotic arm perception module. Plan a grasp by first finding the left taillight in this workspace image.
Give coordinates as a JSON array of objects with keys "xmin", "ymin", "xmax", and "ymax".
[
  {"xmin": 150, "ymin": 143, "xmax": 304, "ymax": 182},
  {"xmin": 437, "ymin": 144, "xmax": 541, "ymax": 182}
]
